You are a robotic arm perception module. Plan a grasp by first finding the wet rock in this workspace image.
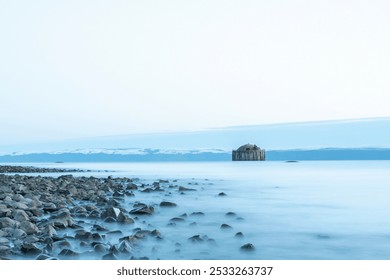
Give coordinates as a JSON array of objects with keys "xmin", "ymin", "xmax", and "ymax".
[
  {"xmin": 117, "ymin": 212, "xmax": 134, "ymax": 224},
  {"xmin": 129, "ymin": 206, "xmax": 154, "ymax": 215},
  {"xmin": 0, "ymin": 237, "xmax": 9, "ymax": 246},
  {"xmin": 91, "ymin": 233, "xmax": 104, "ymax": 241},
  {"xmin": 53, "ymin": 240, "xmax": 72, "ymax": 249},
  {"xmin": 75, "ymin": 230, "xmax": 93, "ymax": 240},
  {"xmin": 13, "ymin": 209, "xmax": 30, "ymax": 222},
  {"xmin": 93, "ymin": 243, "xmax": 109, "ymax": 253},
  {"xmin": 88, "ymin": 210, "xmax": 101, "ymax": 218},
  {"xmin": 151, "ymin": 229, "xmax": 161, "ymax": 237},
  {"xmin": 170, "ymin": 217, "xmax": 185, "ymax": 223},
  {"xmin": 42, "ymin": 225, "xmax": 57, "ymax": 238},
  {"xmin": 9, "ymin": 201, "xmax": 29, "ymax": 210},
  {"xmin": 20, "ymin": 221, "xmax": 39, "ymax": 234},
  {"xmin": 113, "ymin": 191, "xmax": 124, "ymax": 197},
  {"xmin": 160, "ymin": 201, "xmax": 177, "ymax": 207},
  {"xmin": 0, "ymin": 217, "xmax": 19, "ymax": 228},
  {"xmin": 220, "ymin": 224, "xmax": 233, "ymax": 230},
  {"xmin": 102, "ymin": 252, "xmax": 118, "ymax": 260},
  {"xmin": 21, "ymin": 243, "xmax": 43, "ymax": 255},
  {"xmin": 36, "ymin": 254, "xmax": 54, "ymax": 260},
  {"xmin": 188, "ymin": 235, "xmax": 204, "ymax": 243},
  {"xmin": 101, "ymin": 207, "xmax": 121, "ymax": 220},
  {"xmin": 59, "ymin": 249, "xmax": 79, "ymax": 257},
  {"xmin": 8, "ymin": 228, "xmax": 27, "ymax": 238},
  {"xmin": 218, "ymin": 192, "xmax": 227, "ymax": 196},
  {"xmin": 0, "ymin": 208, "xmax": 12, "ymax": 218},
  {"xmin": 92, "ymin": 224, "xmax": 108, "ymax": 232},
  {"xmin": 42, "ymin": 203, "xmax": 57, "ymax": 212},
  {"xmin": 118, "ymin": 240, "xmax": 132, "ymax": 253},
  {"xmin": 225, "ymin": 212, "xmax": 236, "ymax": 217},
  {"xmin": 240, "ymin": 243, "xmax": 255, "ymax": 251},
  {"xmin": 190, "ymin": 212, "xmax": 205, "ymax": 216},
  {"xmin": 104, "ymin": 217, "xmax": 117, "ymax": 223},
  {"xmin": 0, "ymin": 246, "xmax": 11, "ymax": 255},
  {"xmin": 179, "ymin": 186, "xmax": 196, "ymax": 192},
  {"xmin": 23, "ymin": 235, "xmax": 40, "ymax": 244},
  {"xmin": 126, "ymin": 184, "xmax": 138, "ymax": 190},
  {"xmin": 235, "ymin": 232, "xmax": 244, "ymax": 238}
]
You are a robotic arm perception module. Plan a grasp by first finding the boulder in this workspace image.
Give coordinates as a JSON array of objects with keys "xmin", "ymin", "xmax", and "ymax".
[
  {"xmin": 129, "ymin": 206, "xmax": 154, "ymax": 215},
  {"xmin": 20, "ymin": 221, "xmax": 39, "ymax": 234},
  {"xmin": 0, "ymin": 217, "xmax": 19, "ymax": 228},
  {"xmin": 160, "ymin": 201, "xmax": 177, "ymax": 207},
  {"xmin": 240, "ymin": 243, "xmax": 255, "ymax": 251},
  {"xmin": 101, "ymin": 207, "xmax": 121, "ymax": 220},
  {"xmin": 13, "ymin": 210, "xmax": 30, "ymax": 222}
]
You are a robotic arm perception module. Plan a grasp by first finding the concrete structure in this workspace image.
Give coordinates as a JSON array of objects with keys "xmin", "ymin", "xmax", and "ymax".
[{"xmin": 232, "ymin": 144, "xmax": 266, "ymax": 161}]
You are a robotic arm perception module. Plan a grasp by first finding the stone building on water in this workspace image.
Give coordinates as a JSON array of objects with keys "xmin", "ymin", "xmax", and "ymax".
[{"xmin": 232, "ymin": 144, "xmax": 266, "ymax": 161}]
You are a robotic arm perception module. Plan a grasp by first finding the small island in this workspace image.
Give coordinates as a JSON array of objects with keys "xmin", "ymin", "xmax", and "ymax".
[{"xmin": 232, "ymin": 144, "xmax": 266, "ymax": 161}]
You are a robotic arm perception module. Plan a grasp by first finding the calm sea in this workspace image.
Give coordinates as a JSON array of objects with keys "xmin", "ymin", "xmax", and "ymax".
[{"xmin": 9, "ymin": 161, "xmax": 390, "ymax": 259}]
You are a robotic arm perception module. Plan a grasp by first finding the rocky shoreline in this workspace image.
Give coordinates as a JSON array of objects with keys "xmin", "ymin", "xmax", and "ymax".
[
  {"xmin": 0, "ymin": 165, "xmax": 86, "ymax": 174},
  {"xmin": 0, "ymin": 165, "xmax": 254, "ymax": 260}
]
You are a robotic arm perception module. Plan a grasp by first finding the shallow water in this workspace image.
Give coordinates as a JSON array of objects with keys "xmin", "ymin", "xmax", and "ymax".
[{"xmin": 10, "ymin": 161, "xmax": 390, "ymax": 259}]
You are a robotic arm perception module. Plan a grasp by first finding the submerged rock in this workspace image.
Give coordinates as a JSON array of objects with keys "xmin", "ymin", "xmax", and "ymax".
[
  {"xmin": 220, "ymin": 224, "xmax": 233, "ymax": 230},
  {"xmin": 240, "ymin": 243, "xmax": 255, "ymax": 251},
  {"xmin": 178, "ymin": 186, "xmax": 196, "ymax": 192},
  {"xmin": 129, "ymin": 206, "xmax": 154, "ymax": 215},
  {"xmin": 160, "ymin": 201, "xmax": 177, "ymax": 207},
  {"xmin": 188, "ymin": 235, "xmax": 204, "ymax": 243}
]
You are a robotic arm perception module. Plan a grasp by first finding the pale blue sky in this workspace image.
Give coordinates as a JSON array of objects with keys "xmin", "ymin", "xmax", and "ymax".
[{"xmin": 1, "ymin": 0, "xmax": 390, "ymax": 145}]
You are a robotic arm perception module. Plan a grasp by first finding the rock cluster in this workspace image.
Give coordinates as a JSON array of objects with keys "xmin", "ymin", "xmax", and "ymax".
[
  {"xmin": 0, "ymin": 165, "xmax": 85, "ymax": 174},
  {"xmin": 0, "ymin": 173, "xmax": 140, "ymax": 259},
  {"xmin": 0, "ymin": 165, "xmax": 255, "ymax": 260}
]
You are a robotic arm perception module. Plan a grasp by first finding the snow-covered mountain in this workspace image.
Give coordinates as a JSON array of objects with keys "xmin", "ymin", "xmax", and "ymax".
[{"xmin": 1, "ymin": 117, "xmax": 390, "ymax": 161}]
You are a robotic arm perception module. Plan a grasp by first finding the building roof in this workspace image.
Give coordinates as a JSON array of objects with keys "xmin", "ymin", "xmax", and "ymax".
[{"xmin": 236, "ymin": 144, "xmax": 260, "ymax": 151}]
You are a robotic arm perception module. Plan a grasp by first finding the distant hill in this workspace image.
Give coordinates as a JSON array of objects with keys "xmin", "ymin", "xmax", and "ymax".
[
  {"xmin": 1, "ymin": 148, "xmax": 390, "ymax": 162},
  {"xmin": 0, "ymin": 117, "xmax": 389, "ymax": 161}
]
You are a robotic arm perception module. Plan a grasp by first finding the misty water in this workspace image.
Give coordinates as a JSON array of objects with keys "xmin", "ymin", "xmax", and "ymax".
[{"xmin": 15, "ymin": 161, "xmax": 390, "ymax": 260}]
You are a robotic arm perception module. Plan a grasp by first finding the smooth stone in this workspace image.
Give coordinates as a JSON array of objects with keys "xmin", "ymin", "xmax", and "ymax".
[
  {"xmin": 159, "ymin": 201, "xmax": 177, "ymax": 207},
  {"xmin": 36, "ymin": 254, "xmax": 53, "ymax": 260},
  {"xmin": 20, "ymin": 221, "xmax": 39, "ymax": 234},
  {"xmin": 93, "ymin": 243, "xmax": 108, "ymax": 253},
  {"xmin": 0, "ymin": 237, "xmax": 9, "ymax": 246},
  {"xmin": 104, "ymin": 217, "xmax": 117, "ymax": 223},
  {"xmin": 21, "ymin": 243, "xmax": 43, "ymax": 255},
  {"xmin": 102, "ymin": 253, "xmax": 118, "ymax": 260},
  {"xmin": 240, "ymin": 243, "xmax": 255, "ymax": 251},
  {"xmin": 225, "ymin": 212, "xmax": 237, "ymax": 217},
  {"xmin": 170, "ymin": 217, "xmax": 185, "ymax": 222},
  {"xmin": 178, "ymin": 186, "xmax": 196, "ymax": 192},
  {"xmin": 190, "ymin": 212, "xmax": 205, "ymax": 216},
  {"xmin": 129, "ymin": 206, "xmax": 154, "ymax": 215},
  {"xmin": 101, "ymin": 207, "xmax": 121, "ymax": 219},
  {"xmin": 13, "ymin": 210, "xmax": 30, "ymax": 222},
  {"xmin": 220, "ymin": 224, "xmax": 233, "ymax": 230},
  {"xmin": 235, "ymin": 232, "xmax": 244, "ymax": 238},
  {"xmin": 0, "ymin": 217, "xmax": 19, "ymax": 228},
  {"xmin": 117, "ymin": 212, "xmax": 134, "ymax": 224},
  {"xmin": 58, "ymin": 249, "xmax": 79, "ymax": 257},
  {"xmin": 118, "ymin": 240, "xmax": 132, "ymax": 253},
  {"xmin": 188, "ymin": 235, "xmax": 204, "ymax": 243}
]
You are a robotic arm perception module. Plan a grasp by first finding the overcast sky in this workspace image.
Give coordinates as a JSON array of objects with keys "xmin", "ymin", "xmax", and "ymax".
[{"xmin": 1, "ymin": 0, "xmax": 389, "ymax": 145}]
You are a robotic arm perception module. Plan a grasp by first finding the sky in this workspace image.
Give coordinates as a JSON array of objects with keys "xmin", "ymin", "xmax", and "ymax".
[{"xmin": 1, "ymin": 0, "xmax": 390, "ymax": 146}]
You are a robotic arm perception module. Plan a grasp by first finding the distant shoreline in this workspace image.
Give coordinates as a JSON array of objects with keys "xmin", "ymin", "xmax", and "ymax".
[{"xmin": 1, "ymin": 148, "xmax": 390, "ymax": 162}]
